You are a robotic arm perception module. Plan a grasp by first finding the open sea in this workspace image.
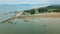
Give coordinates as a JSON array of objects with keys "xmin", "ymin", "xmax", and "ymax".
[{"xmin": 0, "ymin": 4, "xmax": 60, "ymax": 34}]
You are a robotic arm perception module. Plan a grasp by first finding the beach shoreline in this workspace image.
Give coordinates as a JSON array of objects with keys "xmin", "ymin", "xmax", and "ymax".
[{"xmin": 18, "ymin": 13, "xmax": 60, "ymax": 19}]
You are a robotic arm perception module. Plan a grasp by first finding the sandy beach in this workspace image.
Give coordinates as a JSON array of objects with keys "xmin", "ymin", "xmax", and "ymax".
[
  {"xmin": 0, "ymin": 12, "xmax": 60, "ymax": 23},
  {"xmin": 18, "ymin": 13, "xmax": 60, "ymax": 19}
]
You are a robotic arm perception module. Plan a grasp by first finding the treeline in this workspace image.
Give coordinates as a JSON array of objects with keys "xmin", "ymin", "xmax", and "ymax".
[
  {"xmin": 23, "ymin": 6, "xmax": 60, "ymax": 15},
  {"xmin": 23, "ymin": 9, "xmax": 35, "ymax": 15}
]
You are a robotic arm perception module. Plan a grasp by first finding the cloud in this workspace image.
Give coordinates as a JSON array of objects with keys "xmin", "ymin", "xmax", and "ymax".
[
  {"xmin": 48, "ymin": 0, "xmax": 60, "ymax": 4},
  {"xmin": 0, "ymin": 0, "xmax": 49, "ymax": 4}
]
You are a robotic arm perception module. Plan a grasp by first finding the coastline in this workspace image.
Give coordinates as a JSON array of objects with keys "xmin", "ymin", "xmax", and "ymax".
[
  {"xmin": 18, "ymin": 13, "xmax": 60, "ymax": 19},
  {"xmin": 0, "ymin": 13, "xmax": 60, "ymax": 23}
]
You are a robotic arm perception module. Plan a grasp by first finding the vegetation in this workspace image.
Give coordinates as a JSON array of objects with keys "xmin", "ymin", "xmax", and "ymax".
[
  {"xmin": 37, "ymin": 5, "xmax": 60, "ymax": 13},
  {"xmin": 23, "ymin": 5, "xmax": 60, "ymax": 15},
  {"xmin": 38, "ymin": 8, "xmax": 47, "ymax": 13},
  {"xmin": 29, "ymin": 9, "xmax": 35, "ymax": 15},
  {"xmin": 23, "ymin": 9, "xmax": 35, "ymax": 15},
  {"xmin": 24, "ymin": 10, "xmax": 30, "ymax": 13}
]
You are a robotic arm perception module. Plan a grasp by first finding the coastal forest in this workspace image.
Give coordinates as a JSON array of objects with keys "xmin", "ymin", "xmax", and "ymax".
[{"xmin": 23, "ymin": 5, "xmax": 60, "ymax": 15}]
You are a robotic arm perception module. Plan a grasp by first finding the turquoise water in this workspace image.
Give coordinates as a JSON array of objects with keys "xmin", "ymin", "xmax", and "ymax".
[{"xmin": 0, "ymin": 5, "xmax": 60, "ymax": 34}]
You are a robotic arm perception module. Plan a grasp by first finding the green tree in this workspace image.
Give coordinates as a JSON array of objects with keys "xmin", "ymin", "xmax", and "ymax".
[
  {"xmin": 53, "ymin": 9, "xmax": 60, "ymax": 12},
  {"xmin": 29, "ymin": 9, "xmax": 35, "ymax": 15},
  {"xmin": 38, "ymin": 8, "xmax": 47, "ymax": 13}
]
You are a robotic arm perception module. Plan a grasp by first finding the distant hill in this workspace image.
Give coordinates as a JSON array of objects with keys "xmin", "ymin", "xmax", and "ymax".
[{"xmin": 46, "ymin": 5, "xmax": 60, "ymax": 9}]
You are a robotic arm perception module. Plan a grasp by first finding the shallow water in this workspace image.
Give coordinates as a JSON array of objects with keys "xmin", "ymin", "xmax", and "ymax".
[{"xmin": 0, "ymin": 18, "xmax": 60, "ymax": 34}]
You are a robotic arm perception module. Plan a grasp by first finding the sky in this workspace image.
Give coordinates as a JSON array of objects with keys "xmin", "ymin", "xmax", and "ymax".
[
  {"xmin": 49, "ymin": 0, "xmax": 60, "ymax": 5},
  {"xmin": 0, "ymin": 0, "xmax": 60, "ymax": 5}
]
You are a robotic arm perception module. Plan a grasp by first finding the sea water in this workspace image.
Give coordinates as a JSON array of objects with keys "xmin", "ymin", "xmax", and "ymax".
[{"xmin": 0, "ymin": 4, "xmax": 60, "ymax": 34}]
